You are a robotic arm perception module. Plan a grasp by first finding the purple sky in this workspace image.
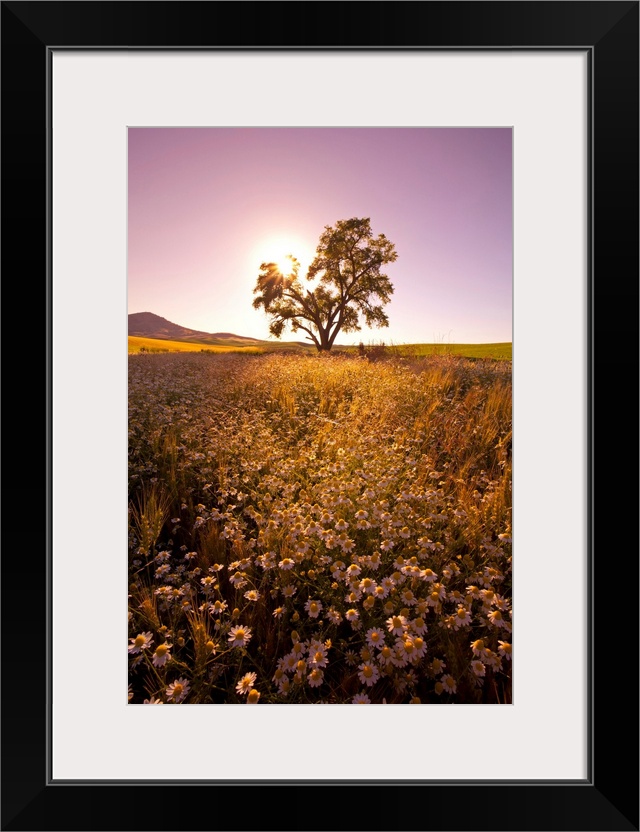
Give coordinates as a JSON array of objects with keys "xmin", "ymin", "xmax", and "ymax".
[{"xmin": 128, "ymin": 128, "xmax": 512, "ymax": 344}]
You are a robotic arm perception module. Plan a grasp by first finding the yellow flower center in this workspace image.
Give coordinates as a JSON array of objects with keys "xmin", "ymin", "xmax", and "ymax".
[
  {"xmin": 392, "ymin": 617, "xmax": 402, "ymax": 629},
  {"xmin": 173, "ymin": 684, "xmax": 183, "ymax": 696},
  {"xmin": 363, "ymin": 665, "xmax": 373, "ymax": 678},
  {"xmin": 310, "ymin": 602, "xmax": 318, "ymax": 614},
  {"xmin": 247, "ymin": 689, "xmax": 260, "ymax": 703},
  {"xmin": 155, "ymin": 644, "xmax": 168, "ymax": 657},
  {"xmin": 134, "ymin": 635, "xmax": 145, "ymax": 647},
  {"xmin": 235, "ymin": 628, "xmax": 245, "ymax": 640},
  {"xmin": 414, "ymin": 637, "xmax": 424, "ymax": 650},
  {"xmin": 457, "ymin": 608, "xmax": 467, "ymax": 619}
]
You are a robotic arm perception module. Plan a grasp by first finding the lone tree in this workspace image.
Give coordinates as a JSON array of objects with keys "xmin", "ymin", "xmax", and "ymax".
[{"xmin": 253, "ymin": 217, "xmax": 397, "ymax": 352}]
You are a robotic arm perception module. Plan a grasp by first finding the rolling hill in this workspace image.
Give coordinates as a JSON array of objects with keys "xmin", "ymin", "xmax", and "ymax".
[{"xmin": 128, "ymin": 312, "xmax": 265, "ymax": 346}]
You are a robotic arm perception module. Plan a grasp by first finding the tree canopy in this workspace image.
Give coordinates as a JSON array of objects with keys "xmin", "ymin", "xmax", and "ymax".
[{"xmin": 252, "ymin": 217, "xmax": 397, "ymax": 352}]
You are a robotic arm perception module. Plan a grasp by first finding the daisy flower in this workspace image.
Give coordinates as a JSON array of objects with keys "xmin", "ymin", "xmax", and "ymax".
[
  {"xmin": 471, "ymin": 660, "xmax": 486, "ymax": 677},
  {"xmin": 345, "ymin": 608, "xmax": 359, "ymax": 622},
  {"xmin": 429, "ymin": 657, "xmax": 446, "ymax": 675},
  {"xmin": 441, "ymin": 674, "xmax": 457, "ymax": 694},
  {"xmin": 498, "ymin": 641, "xmax": 512, "ymax": 659},
  {"xmin": 453, "ymin": 606, "xmax": 472, "ymax": 629},
  {"xmin": 228, "ymin": 624, "xmax": 252, "ymax": 648},
  {"xmin": 304, "ymin": 599, "xmax": 323, "ymax": 619},
  {"xmin": 386, "ymin": 615, "xmax": 408, "ymax": 636},
  {"xmin": 470, "ymin": 638, "xmax": 486, "ymax": 656},
  {"xmin": 352, "ymin": 692, "xmax": 371, "ymax": 704},
  {"xmin": 166, "ymin": 677, "xmax": 190, "ymax": 703},
  {"xmin": 358, "ymin": 663, "xmax": 380, "ymax": 687},
  {"xmin": 377, "ymin": 645, "xmax": 394, "ymax": 667},
  {"xmin": 326, "ymin": 607, "xmax": 342, "ymax": 625},
  {"xmin": 487, "ymin": 609, "xmax": 506, "ymax": 628},
  {"xmin": 247, "ymin": 689, "xmax": 260, "ymax": 703},
  {"xmin": 272, "ymin": 606, "xmax": 284, "ymax": 619},
  {"xmin": 152, "ymin": 643, "xmax": 172, "ymax": 667},
  {"xmin": 359, "ymin": 577, "xmax": 376, "ymax": 595},
  {"xmin": 308, "ymin": 646, "xmax": 328, "ymax": 668},
  {"xmin": 209, "ymin": 599, "xmax": 228, "ymax": 616},
  {"xmin": 281, "ymin": 585, "xmax": 297, "ymax": 599},
  {"xmin": 278, "ymin": 558, "xmax": 295, "ymax": 570},
  {"xmin": 307, "ymin": 668, "xmax": 324, "ymax": 688},
  {"xmin": 143, "ymin": 696, "xmax": 164, "ymax": 704},
  {"xmin": 365, "ymin": 627, "xmax": 386, "ymax": 649},
  {"xmin": 128, "ymin": 632, "xmax": 153, "ymax": 654},
  {"xmin": 236, "ymin": 672, "xmax": 258, "ymax": 695},
  {"xmin": 244, "ymin": 589, "xmax": 260, "ymax": 602}
]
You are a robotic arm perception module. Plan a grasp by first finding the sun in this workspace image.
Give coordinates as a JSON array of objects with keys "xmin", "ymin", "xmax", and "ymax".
[{"xmin": 256, "ymin": 235, "xmax": 316, "ymax": 279}]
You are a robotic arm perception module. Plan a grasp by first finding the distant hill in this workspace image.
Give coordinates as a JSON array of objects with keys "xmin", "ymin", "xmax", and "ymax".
[{"xmin": 128, "ymin": 312, "xmax": 264, "ymax": 346}]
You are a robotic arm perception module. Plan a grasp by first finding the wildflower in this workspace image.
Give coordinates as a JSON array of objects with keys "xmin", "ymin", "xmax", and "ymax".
[
  {"xmin": 498, "ymin": 641, "xmax": 512, "ymax": 659},
  {"xmin": 272, "ymin": 606, "xmax": 284, "ymax": 619},
  {"xmin": 471, "ymin": 660, "xmax": 486, "ymax": 677},
  {"xmin": 152, "ymin": 643, "xmax": 172, "ymax": 667},
  {"xmin": 326, "ymin": 607, "xmax": 342, "ymax": 625},
  {"xmin": 352, "ymin": 692, "xmax": 371, "ymax": 703},
  {"xmin": 244, "ymin": 589, "xmax": 260, "ymax": 602},
  {"xmin": 345, "ymin": 608, "xmax": 359, "ymax": 622},
  {"xmin": 441, "ymin": 674, "xmax": 457, "ymax": 694},
  {"xmin": 378, "ymin": 645, "xmax": 394, "ymax": 667},
  {"xmin": 360, "ymin": 577, "xmax": 376, "ymax": 595},
  {"xmin": 166, "ymin": 677, "xmax": 191, "ymax": 703},
  {"xmin": 386, "ymin": 615, "xmax": 407, "ymax": 636},
  {"xmin": 236, "ymin": 672, "xmax": 258, "ymax": 695},
  {"xmin": 305, "ymin": 599, "xmax": 323, "ymax": 619},
  {"xmin": 453, "ymin": 606, "xmax": 472, "ymax": 629},
  {"xmin": 358, "ymin": 663, "xmax": 380, "ymax": 687},
  {"xmin": 128, "ymin": 632, "xmax": 153, "ymax": 654},
  {"xmin": 366, "ymin": 627, "xmax": 386, "ymax": 649},
  {"xmin": 281, "ymin": 585, "xmax": 297, "ymax": 599},
  {"xmin": 228, "ymin": 624, "xmax": 252, "ymax": 648},
  {"xmin": 308, "ymin": 668, "xmax": 324, "ymax": 688},
  {"xmin": 487, "ymin": 609, "xmax": 506, "ymax": 628},
  {"xmin": 430, "ymin": 657, "xmax": 446, "ymax": 675},
  {"xmin": 470, "ymin": 639, "xmax": 486, "ymax": 656},
  {"xmin": 247, "ymin": 689, "xmax": 260, "ymax": 703},
  {"xmin": 143, "ymin": 696, "xmax": 164, "ymax": 704},
  {"xmin": 278, "ymin": 558, "xmax": 295, "ymax": 570},
  {"xmin": 209, "ymin": 599, "xmax": 227, "ymax": 617}
]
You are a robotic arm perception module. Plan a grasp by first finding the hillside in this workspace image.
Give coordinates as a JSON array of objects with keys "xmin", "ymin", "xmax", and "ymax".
[{"xmin": 128, "ymin": 312, "xmax": 264, "ymax": 346}]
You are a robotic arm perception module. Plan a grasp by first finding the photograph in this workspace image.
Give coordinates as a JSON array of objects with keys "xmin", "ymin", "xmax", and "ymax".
[
  {"xmin": 2, "ymin": 0, "xmax": 637, "ymax": 827},
  {"xmin": 127, "ymin": 127, "xmax": 513, "ymax": 705}
]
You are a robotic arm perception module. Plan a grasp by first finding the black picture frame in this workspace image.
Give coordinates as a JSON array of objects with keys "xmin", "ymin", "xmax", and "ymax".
[{"xmin": 2, "ymin": 2, "xmax": 638, "ymax": 830}]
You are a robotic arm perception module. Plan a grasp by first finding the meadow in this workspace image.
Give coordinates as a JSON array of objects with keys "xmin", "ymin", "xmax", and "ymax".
[
  {"xmin": 128, "ymin": 335, "xmax": 512, "ymax": 360},
  {"xmin": 128, "ymin": 351, "xmax": 512, "ymax": 704}
]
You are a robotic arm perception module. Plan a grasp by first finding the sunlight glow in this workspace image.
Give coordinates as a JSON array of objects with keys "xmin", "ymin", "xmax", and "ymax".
[{"xmin": 255, "ymin": 235, "xmax": 317, "ymax": 280}]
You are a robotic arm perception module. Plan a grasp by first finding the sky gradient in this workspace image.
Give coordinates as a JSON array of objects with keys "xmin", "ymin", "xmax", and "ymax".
[{"xmin": 128, "ymin": 128, "xmax": 512, "ymax": 345}]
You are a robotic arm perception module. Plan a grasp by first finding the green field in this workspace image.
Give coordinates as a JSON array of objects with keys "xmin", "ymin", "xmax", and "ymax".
[{"xmin": 129, "ymin": 335, "xmax": 511, "ymax": 360}]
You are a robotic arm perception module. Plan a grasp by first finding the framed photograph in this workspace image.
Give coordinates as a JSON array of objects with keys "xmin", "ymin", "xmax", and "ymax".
[{"xmin": 3, "ymin": 2, "xmax": 637, "ymax": 830}]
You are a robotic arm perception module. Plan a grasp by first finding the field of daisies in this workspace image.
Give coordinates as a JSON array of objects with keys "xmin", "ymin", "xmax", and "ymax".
[{"xmin": 128, "ymin": 351, "xmax": 512, "ymax": 704}]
